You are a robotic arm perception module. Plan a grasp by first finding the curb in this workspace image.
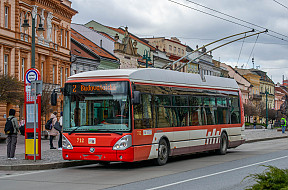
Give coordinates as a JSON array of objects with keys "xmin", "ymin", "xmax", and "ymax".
[
  {"xmin": 1, "ymin": 136, "xmax": 287, "ymax": 171},
  {"xmin": 0, "ymin": 160, "xmax": 97, "ymax": 171},
  {"xmin": 245, "ymin": 135, "xmax": 288, "ymax": 143}
]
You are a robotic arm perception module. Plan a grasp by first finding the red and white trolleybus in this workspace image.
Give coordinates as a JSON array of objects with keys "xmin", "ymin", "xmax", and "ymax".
[{"xmin": 61, "ymin": 68, "xmax": 245, "ymax": 165}]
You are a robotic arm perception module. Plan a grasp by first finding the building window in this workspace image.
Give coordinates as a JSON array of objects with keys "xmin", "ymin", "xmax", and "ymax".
[
  {"xmin": 41, "ymin": 62, "xmax": 44, "ymax": 79},
  {"xmin": 60, "ymin": 67, "xmax": 63, "ymax": 86},
  {"xmin": 65, "ymin": 68, "xmax": 68, "ymax": 81},
  {"xmin": 174, "ymin": 47, "xmax": 176, "ymax": 52},
  {"xmin": 54, "ymin": 26, "xmax": 57, "ymax": 43},
  {"xmin": 100, "ymin": 39, "xmax": 103, "ymax": 48},
  {"xmin": 4, "ymin": 6, "xmax": 9, "ymax": 28},
  {"xmin": 21, "ymin": 58, "xmax": 25, "ymax": 81},
  {"xmin": 178, "ymin": 48, "xmax": 180, "ymax": 53},
  {"xmin": 20, "ymin": 13, "xmax": 23, "ymax": 33},
  {"xmin": 4, "ymin": 54, "xmax": 8, "ymax": 75},
  {"xmin": 182, "ymin": 49, "xmax": 184, "ymax": 54},
  {"xmin": 65, "ymin": 31, "xmax": 68, "ymax": 48},
  {"xmin": 60, "ymin": 29, "xmax": 63, "ymax": 46},
  {"xmin": 52, "ymin": 65, "xmax": 55, "ymax": 83},
  {"xmin": 169, "ymin": 45, "xmax": 172, "ymax": 51}
]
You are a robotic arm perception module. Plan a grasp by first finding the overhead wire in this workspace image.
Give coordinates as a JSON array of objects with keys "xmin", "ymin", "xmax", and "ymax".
[
  {"xmin": 236, "ymin": 33, "xmax": 246, "ymax": 67},
  {"xmin": 136, "ymin": 34, "xmax": 288, "ymax": 46},
  {"xmin": 185, "ymin": 0, "xmax": 288, "ymax": 40},
  {"xmin": 167, "ymin": 0, "xmax": 288, "ymax": 43},
  {"xmin": 245, "ymin": 34, "xmax": 260, "ymax": 69},
  {"xmin": 272, "ymin": 0, "xmax": 288, "ymax": 10}
]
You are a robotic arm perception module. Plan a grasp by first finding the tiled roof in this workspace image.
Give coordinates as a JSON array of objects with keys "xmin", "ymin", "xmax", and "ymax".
[
  {"xmin": 97, "ymin": 31, "xmax": 116, "ymax": 42},
  {"xmin": 71, "ymin": 29, "xmax": 118, "ymax": 61},
  {"xmin": 71, "ymin": 42, "xmax": 95, "ymax": 60},
  {"xmin": 166, "ymin": 39, "xmax": 187, "ymax": 47},
  {"xmin": 168, "ymin": 54, "xmax": 189, "ymax": 63},
  {"xmin": 108, "ymin": 27, "xmax": 156, "ymax": 51}
]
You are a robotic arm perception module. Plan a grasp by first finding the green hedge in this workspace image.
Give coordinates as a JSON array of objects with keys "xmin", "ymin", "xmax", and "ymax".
[{"xmin": 245, "ymin": 165, "xmax": 288, "ymax": 190}]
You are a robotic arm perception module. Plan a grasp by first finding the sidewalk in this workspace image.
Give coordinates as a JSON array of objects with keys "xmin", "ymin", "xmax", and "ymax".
[
  {"xmin": 0, "ymin": 135, "xmax": 94, "ymax": 170},
  {"xmin": 0, "ymin": 128, "xmax": 287, "ymax": 171}
]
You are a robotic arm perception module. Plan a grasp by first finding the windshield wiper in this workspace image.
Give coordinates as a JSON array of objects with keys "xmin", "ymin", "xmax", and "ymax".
[
  {"xmin": 96, "ymin": 129, "xmax": 122, "ymax": 135},
  {"xmin": 68, "ymin": 126, "xmax": 84, "ymax": 135}
]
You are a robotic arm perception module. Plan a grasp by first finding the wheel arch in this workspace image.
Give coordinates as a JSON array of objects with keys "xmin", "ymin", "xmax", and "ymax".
[{"xmin": 158, "ymin": 135, "xmax": 171, "ymax": 156}]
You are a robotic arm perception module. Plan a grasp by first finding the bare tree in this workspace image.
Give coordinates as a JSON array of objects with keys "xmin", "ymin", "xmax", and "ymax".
[
  {"xmin": 268, "ymin": 109, "xmax": 277, "ymax": 121},
  {"xmin": 243, "ymin": 101, "xmax": 257, "ymax": 122},
  {"xmin": 0, "ymin": 74, "xmax": 24, "ymax": 105},
  {"xmin": 41, "ymin": 83, "xmax": 58, "ymax": 139},
  {"xmin": 41, "ymin": 84, "xmax": 55, "ymax": 117}
]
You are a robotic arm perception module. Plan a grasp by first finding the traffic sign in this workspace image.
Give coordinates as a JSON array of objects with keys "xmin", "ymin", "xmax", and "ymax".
[{"xmin": 26, "ymin": 69, "xmax": 38, "ymax": 84}]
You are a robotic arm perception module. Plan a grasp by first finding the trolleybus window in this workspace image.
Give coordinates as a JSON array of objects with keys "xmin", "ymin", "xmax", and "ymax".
[
  {"xmin": 63, "ymin": 81, "xmax": 131, "ymax": 133},
  {"xmin": 134, "ymin": 94, "xmax": 153, "ymax": 129}
]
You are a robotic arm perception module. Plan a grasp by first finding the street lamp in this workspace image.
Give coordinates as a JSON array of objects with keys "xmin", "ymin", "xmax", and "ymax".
[
  {"xmin": 143, "ymin": 49, "xmax": 151, "ymax": 68},
  {"xmin": 21, "ymin": 9, "xmax": 45, "ymax": 68}
]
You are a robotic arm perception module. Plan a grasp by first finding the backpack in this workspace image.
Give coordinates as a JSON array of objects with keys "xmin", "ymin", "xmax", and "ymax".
[
  {"xmin": 4, "ymin": 117, "xmax": 14, "ymax": 135},
  {"xmin": 45, "ymin": 118, "xmax": 53, "ymax": 130}
]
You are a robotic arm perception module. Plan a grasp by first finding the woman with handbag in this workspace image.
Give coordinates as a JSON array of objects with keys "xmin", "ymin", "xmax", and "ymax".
[{"xmin": 49, "ymin": 111, "xmax": 58, "ymax": 149}]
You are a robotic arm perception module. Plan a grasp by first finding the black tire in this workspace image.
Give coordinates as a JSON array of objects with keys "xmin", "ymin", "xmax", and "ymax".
[
  {"xmin": 154, "ymin": 139, "xmax": 169, "ymax": 166},
  {"xmin": 216, "ymin": 133, "xmax": 228, "ymax": 155}
]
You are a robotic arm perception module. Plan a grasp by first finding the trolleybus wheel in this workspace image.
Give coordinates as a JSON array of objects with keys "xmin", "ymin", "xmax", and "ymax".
[
  {"xmin": 216, "ymin": 133, "xmax": 228, "ymax": 155},
  {"xmin": 154, "ymin": 139, "xmax": 169, "ymax": 166}
]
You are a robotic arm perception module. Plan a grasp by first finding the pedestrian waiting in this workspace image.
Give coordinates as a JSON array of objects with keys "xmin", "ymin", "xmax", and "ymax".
[
  {"xmin": 253, "ymin": 118, "xmax": 257, "ymax": 129},
  {"xmin": 280, "ymin": 115, "xmax": 287, "ymax": 134},
  {"xmin": 48, "ymin": 111, "xmax": 58, "ymax": 149},
  {"xmin": 5, "ymin": 109, "xmax": 19, "ymax": 160},
  {"xmin": 57, "ymin": 111, "xmax": 63, "ymax": 150}
]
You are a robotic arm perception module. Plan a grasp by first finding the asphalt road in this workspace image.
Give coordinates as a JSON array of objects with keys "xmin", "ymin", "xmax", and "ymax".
[{"xmin": 1, "ymin": 138, "xmax": 288, "ymax": 190}]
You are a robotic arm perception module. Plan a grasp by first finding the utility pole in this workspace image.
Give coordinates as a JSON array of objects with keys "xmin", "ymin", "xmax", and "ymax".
[{"xmin": 266, "ymin": 90, "xmax": 268, "ymax": 129}]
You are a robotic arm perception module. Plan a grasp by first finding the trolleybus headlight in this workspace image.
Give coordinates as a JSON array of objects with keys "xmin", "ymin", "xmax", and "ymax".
[
  {"xmin": 113, "ymin": 135, "xmax": 132, "ymax": 150},
  {"xmin": 63, "ymin": 135, "xmax": 73, "ymax": 150}
]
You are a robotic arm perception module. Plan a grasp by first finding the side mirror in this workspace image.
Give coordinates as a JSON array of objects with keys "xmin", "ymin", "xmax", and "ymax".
[
  {"xmin": 133, "ymin": 91, "xmax": 141, "ymax": 105},
  {"xmin": 51, "ymin": 90, "xmax": 57, "ymax": 106}
]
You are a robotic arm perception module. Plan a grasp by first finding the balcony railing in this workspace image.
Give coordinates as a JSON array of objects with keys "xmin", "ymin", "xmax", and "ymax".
[
  {"xmin": 20, "ymin": 32, "xmax": 59, "ymax": 51},
  {"xmin": 20, "ymin": 33, "xmax": 29, "ymax": 42}
]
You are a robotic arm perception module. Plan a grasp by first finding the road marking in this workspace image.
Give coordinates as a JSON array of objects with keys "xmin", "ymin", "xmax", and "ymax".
[
  {"xmin": 0, "ymin": 170, "xmax": 46, "ymax": 179},
  {"xmin": 147, "ymin": 155, "xmax": 288, "ymax": 190}
]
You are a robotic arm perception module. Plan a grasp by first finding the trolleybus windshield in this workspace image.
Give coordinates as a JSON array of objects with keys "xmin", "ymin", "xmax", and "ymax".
[{"xmin": 63, "ymin": 81, "xmax": 131, "ymax": 133}]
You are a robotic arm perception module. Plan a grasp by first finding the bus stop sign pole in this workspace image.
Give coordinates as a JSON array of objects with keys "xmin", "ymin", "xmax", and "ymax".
[
  {"xmin": 24, "ymin": 68, "xmax": 42, "ymax": 161},
  {"xmin": 31, "ymin": 80, "xmax": 42, "ymax": 161}
]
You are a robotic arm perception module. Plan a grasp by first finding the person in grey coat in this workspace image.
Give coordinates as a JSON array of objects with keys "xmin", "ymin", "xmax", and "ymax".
[{"xmin": 6, "ymin": 109, "xmax": 19, "ymax": 160}]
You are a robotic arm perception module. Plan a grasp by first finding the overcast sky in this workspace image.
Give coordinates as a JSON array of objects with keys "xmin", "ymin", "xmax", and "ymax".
[{"xmin": 71, "ymin": 0, "xmax": 288, "ymax": 84}]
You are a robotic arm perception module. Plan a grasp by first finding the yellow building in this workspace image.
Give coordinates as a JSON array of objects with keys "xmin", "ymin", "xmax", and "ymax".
[
  {"xmin": 252, "ymin": 69, "xmax": 275, "ymax": 109},
  {"xmin": 234, "ymin": 68, "xmax": 262, "ymax": 104},
  {"xmin": 235, "ymin": 68, "xmax": 275, "ymax": 123},
  {"xmin": 0, "ymin": 0, "xmax": 77, "ymax": 133}
]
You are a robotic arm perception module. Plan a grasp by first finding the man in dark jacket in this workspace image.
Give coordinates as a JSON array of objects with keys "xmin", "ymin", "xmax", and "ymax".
[{"xmin": 6, "ymin": 109, "xmax": 19, "ymax": 160}]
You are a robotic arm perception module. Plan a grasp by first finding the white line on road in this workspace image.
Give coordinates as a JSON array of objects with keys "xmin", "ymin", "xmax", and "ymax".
[
  {"xmin": 147, "ymin": 155, "xmax": 288, "ymax": 190},
  {"xmin": 0, "ymin": 170, "xmax": 47, "ymax": 179}
]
